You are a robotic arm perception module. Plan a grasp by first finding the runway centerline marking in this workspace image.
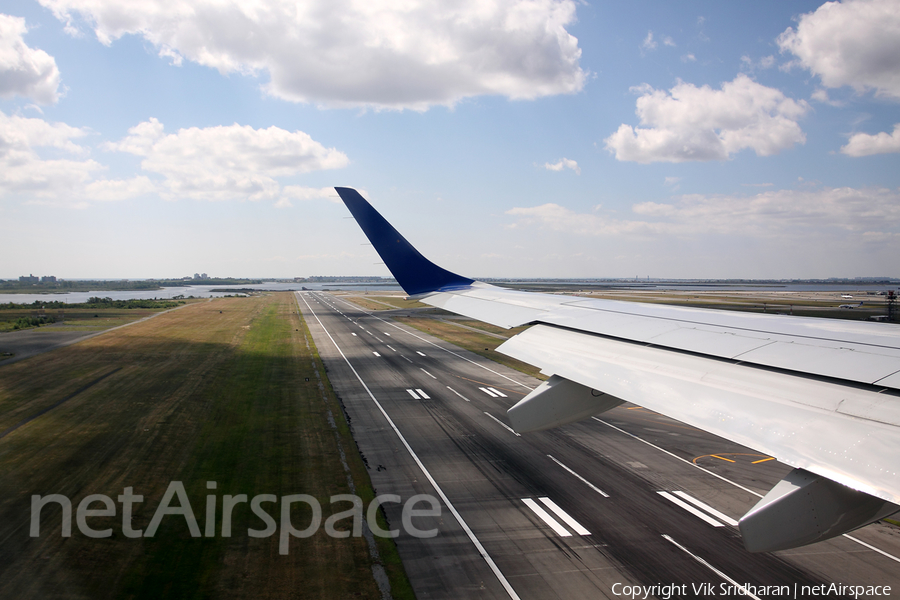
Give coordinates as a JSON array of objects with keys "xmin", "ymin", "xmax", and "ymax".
[
  {"xmin": 673, "ymin": 491, "xmax": 739, "ymax": 527},
  {"xmin": 539, "ymin": 497, "xmax": 590, "ymax": 536},
  {"xmin": 522, "ymin": 498, "xmax": 570, "ymax": 537},
  {"xmin": 329, "ymin": 295, "xmax": 532, "ymax": 391},
  {"xmin": 662, "ymin": 535, "xmax": 762, "ymax": 600},
  {"xmin": 297, "ymin": 292, "xmax": 521, "ymax": 600},
  {"xmin": 547, "ymin": 455, "xmax": 609, "ymax": 498},
  {"xmin": 386, "ymin": 345, "xmax": 396, "ymax": 352},
  {"xmin": 401, "ymin": 356, "xmax": 413, "ymax": 363},
  {"xmin": 420, "ymin": 368, "xmax": 437, "ymax": 380},
  {"xmin": 373, "ymin": 352, "xmax": 381, "ymax": 357},
  {"xmin": 446, "ymin": 386, "xmax": 471, "ymax": 402},
  {"xmin": 484, "ymin": 412, "xmax": 520, "ymax": 437},
  {"xmin": 416, "ymin": 351, "xmax": 426, "ymax": 357}
]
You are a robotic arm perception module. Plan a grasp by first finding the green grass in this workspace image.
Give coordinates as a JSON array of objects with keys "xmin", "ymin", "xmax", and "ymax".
[{"xmin": 0, "ymin": 293, "xmax": 413, "ymax": 599}]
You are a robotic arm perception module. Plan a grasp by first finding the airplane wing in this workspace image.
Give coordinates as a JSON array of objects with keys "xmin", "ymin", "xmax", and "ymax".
[{"xmin": 335, "ymin": 187, "xmax": 900, "ymax": 553}]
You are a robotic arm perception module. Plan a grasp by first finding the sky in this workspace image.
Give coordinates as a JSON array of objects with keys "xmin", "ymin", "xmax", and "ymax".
[{"xmin": 1, "ymin": 0, "xmax": 899, "ymax": 280}]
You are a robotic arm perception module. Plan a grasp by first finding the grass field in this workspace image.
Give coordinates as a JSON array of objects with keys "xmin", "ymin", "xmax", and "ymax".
[
  {"xmin": 0, "ymin": 293, "xmax": 411, "ymax": 599},
  {"xmin": 0, "ymin": 307, "xmax": 182, "ymax": 333}
]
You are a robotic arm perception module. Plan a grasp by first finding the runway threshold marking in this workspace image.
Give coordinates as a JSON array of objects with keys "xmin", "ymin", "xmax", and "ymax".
[
  {"xmin": 539, "ymin": 497, "xmax": 590, "ymax": 535},
  {"xmin": 658, "ymin": 491, "xmax": 724, "ymax": 527},
  {"xmin": 297, "ymin": 292, "xmax": 521, "ymax": 600},
  {"xmin": 487, "ymin": 387, "xmax": 507, "ymax": 398},
  {"xmin": 522, "ymin": 498, "xmax": 571, "ymax": 537},
  {"xmin": 662, "ymin": 535, "xmax": 762, "ymax": 600},
  {"xmin": 416, "ymin": 389, "xmax": 430, "ymax": 399},
  {"xmin": 446, "ymin": 386, "xmax": 471, "ymax": 402},
  {"xmin": 547, "ymin": 455, "xmax": 609, "ymax": 498},
  {"xmin": 407, "ymin": 389, "xmax": 421, "ymax": 400},
  {"xmin": 673, "ymin": 491, "xmax": 739, "ymax": 527},
  {"xmin": 484, "ymin": 412, "xmax": 520, "ymax": 437},
  {"xmin": 480, "ymin": 387, "xmax": 498, "ymax": 398}
]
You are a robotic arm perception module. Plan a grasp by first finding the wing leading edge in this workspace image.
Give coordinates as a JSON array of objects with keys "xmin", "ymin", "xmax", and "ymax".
[{"xmin": 335, "ymin": 187, "xmax": 900, "ymax": 552}]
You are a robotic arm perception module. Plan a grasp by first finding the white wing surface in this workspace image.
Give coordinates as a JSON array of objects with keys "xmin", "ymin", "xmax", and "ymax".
[{"xmin": 335, "ymin": 187, "xmax": 900, "ymax": 552}]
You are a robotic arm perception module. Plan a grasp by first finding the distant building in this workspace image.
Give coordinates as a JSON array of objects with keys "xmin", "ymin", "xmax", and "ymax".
[
  {"xmin": 41, "ymin": 276, "xmax": 56, "ymax": 283},
  {"xmin": 201, "ymin": 273, "xmax": 208, "ymax": 279},
  {"xmin": 193, "ymin": 273, "xmax": 201, "ymax": 280},
  {"xmin": 19, "ymin": 274, "xmax": 38, "ymax": 283}
]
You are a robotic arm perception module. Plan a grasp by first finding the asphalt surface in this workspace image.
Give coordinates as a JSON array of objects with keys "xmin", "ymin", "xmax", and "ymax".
[{"xmin": 297, "ymin": 291, "xmax": 900, "ymax": 600}]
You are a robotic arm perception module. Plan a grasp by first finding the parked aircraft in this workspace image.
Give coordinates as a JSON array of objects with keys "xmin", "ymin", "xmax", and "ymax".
[
  {"xmin": 840, "ymin": 302, "xmax": 863, "ymax": 309},
  {"xmin": 335, "ymin": 187, "xmax": 900, "ymax": 553}
]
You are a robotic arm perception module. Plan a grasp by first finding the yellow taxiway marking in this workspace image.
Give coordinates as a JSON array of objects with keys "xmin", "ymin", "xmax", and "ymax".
[{"xmin": 693, "ymin": 453, "xmax": 772, "ymax": 465}]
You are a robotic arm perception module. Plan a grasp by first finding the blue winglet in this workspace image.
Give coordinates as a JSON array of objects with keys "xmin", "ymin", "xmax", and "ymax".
[{"xmin": 335, "ymin": 187, "xmax": 474, "ymax": 296}]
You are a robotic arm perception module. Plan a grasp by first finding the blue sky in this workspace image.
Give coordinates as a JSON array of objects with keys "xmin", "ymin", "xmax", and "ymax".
[{"xmin": 1, "ymin": 0, "xmax": 898, "ymax": 279}]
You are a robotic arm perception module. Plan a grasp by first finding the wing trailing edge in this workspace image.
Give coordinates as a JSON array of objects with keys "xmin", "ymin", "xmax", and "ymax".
[{"xmin": 336, "ymin": 187, "xmax": 900, "ymax": 552}]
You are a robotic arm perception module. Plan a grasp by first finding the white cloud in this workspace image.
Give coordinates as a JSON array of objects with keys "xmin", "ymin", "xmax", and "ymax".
[
  {"xmin": 0, "ymin": 14, "xmax": 61, "ymax": 104},
  {"xmin": 39, "ymin": 0, "xmax": 586, "ymax": 110},
  {"xmin": 662, "ymin": 36, "xmax": 675, "ymax": 48},
  {"xmin": 641, "ymin": 30, "xmax": 657, "ymax": 51},
  {"xmin": 542, "ymin": 157, "xmax": 580, "ymax": 174},
  {"xmin": 506, "ymin": 186, "xmax": 900, "ymax": 239},
  {"xmin": 777, "ymin": 0, "xmax": 900, "ymax": 100},
  {"xmin": 681, "ymin": 54, "xmax": 696, "ymax": 63},
  {"xmin": 841, "ymin": 123, "xmax": 900, "ymax": 156},
  {"xmin": 109, "ymin": 118, "xmax": 349, "ymax": 201},
  {"xmin": 0, "ymin": 111, "xmax": 154, "ymax": 205},
  {"xmin": 604, "ymin": 74, "xmax": 808, "ymax": 163}
]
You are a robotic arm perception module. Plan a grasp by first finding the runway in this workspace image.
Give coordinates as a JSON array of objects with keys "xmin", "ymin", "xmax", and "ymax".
[{"xmin": 296, "ymin": 291, "xmax": 900, "ymax": 599}]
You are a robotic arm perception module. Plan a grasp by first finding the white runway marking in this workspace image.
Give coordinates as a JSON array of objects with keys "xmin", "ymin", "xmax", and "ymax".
[
  {"xmin": 479, "ymin": 387, "xmax": 498, "ymax": 398},
  {"xmin": 538, "ymin": 497, "xmax": 590, "ymax": 536},
  {"xmin": 484, "ymin": 412, "xmax": 520, "ymax": 437},
  {"xmin": 547, "ymin": 455, "xmax": 609, "ymax": 498},
  {"xmin": 487, "ymin": 387, "xmax": 507, "ymax": 398},
  {"xmin": 407, "ymin": 389, "xmax": 421, "ymax": 400},
  {"xmin": 401, "ymin": 356, "xmax": 413, "ymax": 363},
  {"xmin": 522, "ymin": 498, "xmax": 570, "ymax": 537},
  {"xmin": 416, "ymin": 389, "xmax": 430, "ymax": 399},
  {"xmin": 386, "ymin": 345, "xmax": 396, "ymax": 352},
  {"xmin": 673, "ymin": 491, "xmax": 739, "ymax": 527},
  {"xmin": 351, "ymin": 333, "xmax": 357, "ymax": 336},
  {"xmin": 657, "ymin": 491, "xmax": 724, "ymax": 527},
  {"xmin": 662, "ymin": 535, "xmax": 762, "ymax": 600},
  {"xmin": 420, "ymin": 368, "xmax": 437, "ymax": 379},
  {"xmin": 296, "ymin": 293, "xmax": 521, "ymax": 600},
  {"xmin": 373, "ymin": 352, "xmax": 381, "ymax": 357},
  {"xmin": 446, "ymin": 386, "xmax": 471, "ymax": 402},
  {"xmin": 416, "ymin": 351, "xmax": 426, "ymax": 357}
]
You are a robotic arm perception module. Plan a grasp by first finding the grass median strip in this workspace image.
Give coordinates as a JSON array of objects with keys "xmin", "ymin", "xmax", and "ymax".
[{"xmin": 0, "ymin": 292, "xmax": 412, "ymax": 599}]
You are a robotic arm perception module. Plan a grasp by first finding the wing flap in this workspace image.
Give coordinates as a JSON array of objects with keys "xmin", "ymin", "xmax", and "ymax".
[{"xmin": 497, "ymin": 324, "xmax": 900, "ymax": 506}]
